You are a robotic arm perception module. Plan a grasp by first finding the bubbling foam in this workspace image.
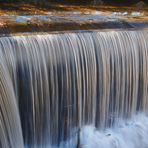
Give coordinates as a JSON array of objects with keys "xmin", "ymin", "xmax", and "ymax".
[{"xmin": 80, "ymin": 114, "xmax": 148, "ymax": 148}]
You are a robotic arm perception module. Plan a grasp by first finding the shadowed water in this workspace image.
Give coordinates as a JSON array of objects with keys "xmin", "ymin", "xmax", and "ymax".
[{"xmin": 0, "ymin": 30, "xmax": 147, "ymax": 148}]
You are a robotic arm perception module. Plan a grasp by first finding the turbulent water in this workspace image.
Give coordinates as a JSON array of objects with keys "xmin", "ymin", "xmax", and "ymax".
[{"xmin": 0, "ymin": 30, "xmax": 148, "ymax": 148}]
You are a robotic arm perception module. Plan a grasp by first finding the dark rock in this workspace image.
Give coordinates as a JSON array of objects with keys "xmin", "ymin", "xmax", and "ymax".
[
  {"xmin": 135, "ymin": 1, "xmax": 146, "ymax": 9},
  {"xmin": 91, "ymin": 0, "xmax": 104, "ymax": 5},
  {"xmin": 106, "ymin": 133, "xmax": 111, "ymax": 136}
]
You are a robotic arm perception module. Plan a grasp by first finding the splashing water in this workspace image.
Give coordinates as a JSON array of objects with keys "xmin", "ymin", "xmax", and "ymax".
[
  {"xmin": 0, "ymin": 30, "xmax": 147, "ymax": 147},
  {"xmin": 80, "ymin": 114, "xmax": 148, "ymax": 148}
]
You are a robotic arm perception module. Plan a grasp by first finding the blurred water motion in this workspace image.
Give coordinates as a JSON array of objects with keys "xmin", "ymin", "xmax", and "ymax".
[{"xmin": 0, "ymin": 30, "xmax": 147, "ymax": 147}]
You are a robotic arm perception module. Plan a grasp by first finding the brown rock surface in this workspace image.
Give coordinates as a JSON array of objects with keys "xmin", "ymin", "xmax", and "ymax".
[{"xmin": 0, "ymin": 2, "xmax": 147, "ymax": 35}]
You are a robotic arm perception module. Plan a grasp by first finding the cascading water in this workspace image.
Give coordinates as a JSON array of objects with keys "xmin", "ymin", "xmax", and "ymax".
[{"xmin": 0, "ymin": 30, "xmax": 147, "ymax": 148}]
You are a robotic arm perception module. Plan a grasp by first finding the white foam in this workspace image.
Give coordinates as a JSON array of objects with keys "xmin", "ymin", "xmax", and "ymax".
[{"xmin": 80, "ymin": 114, "xmax": 148, "ymax": 148}]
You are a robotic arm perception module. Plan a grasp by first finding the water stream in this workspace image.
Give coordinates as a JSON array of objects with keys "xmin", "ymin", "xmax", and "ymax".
[{"xmin": 0, "ymin": 30, "xmax": 147, "ymax": 148}]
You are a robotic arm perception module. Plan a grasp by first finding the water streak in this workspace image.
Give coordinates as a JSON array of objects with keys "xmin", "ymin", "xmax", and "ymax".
[{"xmin": 0, "ymin": 30, "xmax": 147, "ymax": 147}]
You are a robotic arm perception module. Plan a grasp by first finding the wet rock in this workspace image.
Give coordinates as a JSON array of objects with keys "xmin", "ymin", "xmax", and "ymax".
[{"xmin": 106, "ymin": 133, "xmax": 111, "ymax": 136}]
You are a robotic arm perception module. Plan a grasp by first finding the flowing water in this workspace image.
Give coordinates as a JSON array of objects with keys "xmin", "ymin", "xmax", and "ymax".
[{"xmin": 0, "ymin": 30, "xmax": 148, "ymax": 148}]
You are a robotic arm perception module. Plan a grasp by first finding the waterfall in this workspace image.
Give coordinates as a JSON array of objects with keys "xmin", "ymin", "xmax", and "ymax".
[{"xmin": 0, "ymin": 30, "xmax": 147, "ymax": 148}]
